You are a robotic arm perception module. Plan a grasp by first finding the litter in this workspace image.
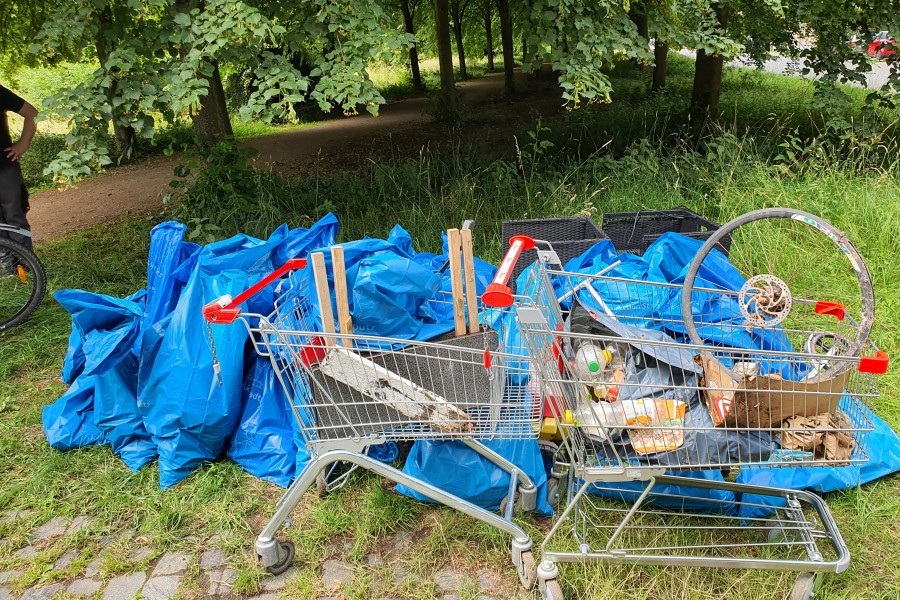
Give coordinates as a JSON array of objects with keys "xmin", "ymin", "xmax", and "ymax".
[{"xmin": 483, "ymin": 207, "xmax": 895, "ymax": 599}]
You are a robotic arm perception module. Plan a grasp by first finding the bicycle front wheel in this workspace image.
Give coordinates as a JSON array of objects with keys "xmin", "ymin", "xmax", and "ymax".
[
  {"xmin": 0, "ymin": 237, "xmax": 46, "ymax": 332},
  {"xmin": 680, "ymin": 208, "xmax": 875, "ymax": 382}
]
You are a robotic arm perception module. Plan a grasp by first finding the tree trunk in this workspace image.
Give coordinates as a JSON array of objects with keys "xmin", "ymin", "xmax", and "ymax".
[
  {"xmin": 483, "ymin": 1, "xmax": 494, "ymax": 71},
  {"xmin": 652, "ymin": 41, "xmax": 668, "ymax": 90},
  {"xmin": 94, "ymin": 9, "xmax": 135, "ymax": 158},
  {"xmin": 495, "ymin": 0, "xmax": 514, "ymax": 97},
  {"xmin": 401, "ymin": 0, "xmax": 425, "ymax": 91},
  {"xmin": 521, "ymin": 33, "xmax": 526, "ymax": 66},
  {"xmin": 192, "ymin": 62, "xmax": 234, "ymax": 144},
  {"xmin": 433, "ymin": 0, "xmax": 458, "ymax": 116},
  {"xmin": 690, "ymin": 4, "xmax": 728, "ymax": 119},
  {"xmin": 630, "ymin": 9, "xmax": 649, "ymax": 72},
  {"xmin": 450, "ymin": 1, "xmax": 468, "ymax": 80}
]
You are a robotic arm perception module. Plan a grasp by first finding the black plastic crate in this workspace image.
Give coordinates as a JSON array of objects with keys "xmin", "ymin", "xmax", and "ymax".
[
  {"xmin": 601, "ymin": 208, "xmax": 729, "ymax": 256},
  {"xmin": 501, "ymin": 216, "xmax": 609, "ymax": 288}
]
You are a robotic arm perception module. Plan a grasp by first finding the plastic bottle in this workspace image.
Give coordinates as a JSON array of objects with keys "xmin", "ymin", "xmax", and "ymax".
[{"xmin": 572, "ymin": 343, "xmax": 612, "ymax": 384}]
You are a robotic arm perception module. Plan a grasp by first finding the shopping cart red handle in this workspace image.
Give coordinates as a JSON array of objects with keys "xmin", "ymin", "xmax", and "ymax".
[
  {"xmin": 202, "ymin": 258, "xmax": 309, "ymax": 324},
  {"xmin": 482, "ymin": 235, "xmax": 535, "ymax": 308}
]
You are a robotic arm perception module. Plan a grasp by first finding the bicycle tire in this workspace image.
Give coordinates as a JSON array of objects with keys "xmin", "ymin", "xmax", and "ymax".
[
  {"xmin": 680, "ymin": 208, "xmax": 875, "ymax": 380},
  {"xmin": 0, "ymin": 237, "xmax": 46, "ymax": 332}
]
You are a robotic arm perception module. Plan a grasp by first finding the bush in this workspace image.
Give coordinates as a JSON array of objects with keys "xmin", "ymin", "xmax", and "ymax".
[{"xmin": 19, "ymin": 134, "xmax": 68, "ymax": 190}]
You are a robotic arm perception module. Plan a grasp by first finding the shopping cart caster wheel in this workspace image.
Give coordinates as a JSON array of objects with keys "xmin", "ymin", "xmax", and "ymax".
[
  {"xmin": 266, "ymin": 541, "xmax": 295, "ymax": 576},
  {"xmin": 546, "ymin": 478, "xmax": 560, "ymax": 507},
  {"xmin": 515, "ymin": 550, "xmax": 537, "ymax": 589},
  {"xmin": 540, "ymin": 578, "xmax": 565, "ymax": 600},
  {"xmin": 790, "ymin": 572, "xmax": 819, "ymax": 600},
  {"xmin": 500, "ymin": 494, "xmax": 518, "ymax": 516},
  {"xmin": 316, "ymin": 471, "xmax": 329, "ymax": 497}
]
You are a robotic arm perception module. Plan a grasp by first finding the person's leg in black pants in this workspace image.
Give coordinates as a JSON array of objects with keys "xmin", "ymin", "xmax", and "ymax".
[{"xmin": 0, "ymin": 164, "xmax": 32, "ymax": 251}]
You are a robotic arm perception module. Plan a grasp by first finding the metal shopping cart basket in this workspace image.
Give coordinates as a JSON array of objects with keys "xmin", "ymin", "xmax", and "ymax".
[
  {"xmin": 481, "ymin": 208, "xmax": 890, "ymax": 600},
  {"xmin": 202, "ymin": 229, "xmax": 544, "ymax": 588}
]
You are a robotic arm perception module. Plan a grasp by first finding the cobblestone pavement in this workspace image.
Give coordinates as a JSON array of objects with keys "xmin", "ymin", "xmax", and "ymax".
[{"xmin": 0, "ymin": 510, "xmax": 518, "ymax": 599}]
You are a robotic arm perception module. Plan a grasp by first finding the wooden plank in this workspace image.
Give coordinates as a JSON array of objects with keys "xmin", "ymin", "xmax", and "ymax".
[
  {"xmin": 460, "ymin": 228, "xmax": 480, "ymax": 334},
  {"xmin": 447, "ymin": 228, "xmax": 466, "ymax": 336},
  {"xmin": 330, "ymin": 245, "xmax": 353, "ymax": 348},
  {"xmin": 318, "ymin": 347, "xmax": 474, "ymax": 434},
  {"xmin": 311, "ymin": 252, "xmax": 336, "ymax": 346}
]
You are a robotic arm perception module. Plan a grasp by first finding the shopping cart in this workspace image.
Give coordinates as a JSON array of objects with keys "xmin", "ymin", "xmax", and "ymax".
[
  {"xmin": 202, "ymin": 229, "xmax": 543, "ymax": 588},
  {"xmin": 482, "ymin": 208, "xmax": 890, "ymax": 600}
]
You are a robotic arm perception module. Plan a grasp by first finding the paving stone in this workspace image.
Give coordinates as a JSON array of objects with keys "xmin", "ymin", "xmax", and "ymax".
[
  {"xmin": 249, "ymin": 595, "xmax": 281, "ymax": 600},
  {"xmin": 1, "ymin": 509, "xmax": 30, "ymax": 524},
  {"xmin": 54, "ymin": 549, "xmax": 79, "ymax": 570},
  {"xmin": 392, "ymin": 566, "xmax": 420, "ymax": 587},
  {"xmin": 66, "ymin": 516, "xmax": 90, "ymax": 535},
  {"xmin": 321, "ymin": 559, "xmax": 354, "ymax": 590},
  {"xmin": 199, "ymin": 547, "xmax": 225, "ymax": 570},
  {"xmin": 366, "ymin": 553, "xmax": 382, "ymax": 567},
  {"xmin": 260, "ymin": 566, "xmax": 297, "ymax": 592},
  {"xmin": 207, "ymin": 567, "xmax": 237, "ymax": 596},
  {"xmin": 0, "ymin": 587, "xmax": 10, "ymax": 600},
  {"xmin": 67, "ymin": 578, "xmax": 103, "ymax": 597},
  {"xmin": 142, "ymin": 575, "xmax": 181, "ymax": 600},
  {"xmin": 393, "ymin": 531, "xmax": 410, "ymax": 550},
  {"xmin": 13, "ymin": 545, "xmax": 38, "ymax": 560},
  {"xmin": 103, "ymin": 572, "xmax": 147, "ymax": 600},
  {"xmin": 434, "ymin": 570, "xmax": 466, "ymax": 593},
  {"xmin": 84, "ymin": 556, "xmax": 103, "ymax": 578},
  {"xmin": 0, "ymin": 571, "xmax": 20, "ymax": 584},
  {"xmin": 31, "ymin": 516, "xmax": 69, "ymax": 542},
  {"xmin": 129, "ymin": 546, "xmax": 154, "ymax": 563},
  {"xmin": 442, "ymin": 595, "xmax": 460, "ymax": 600},
  {"xmin": 316, "ymin": 597, "xmax": 337, "ymax": 600},
  {"xmin": 477, "ymin": 571, "xmax": 498, "ymax": 591},
  {"xmin": 151, "ymin": 551, "xmax": 190, "ymax": 576},
  {"xmin": 476, "ymin": 596, "xmax": 501, "ymax": 600},
  {"xmin": 21, "ymin": 583, "xmax": 65, "ymax": 599}
]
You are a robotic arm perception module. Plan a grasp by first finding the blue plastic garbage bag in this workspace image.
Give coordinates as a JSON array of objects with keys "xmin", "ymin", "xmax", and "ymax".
[
  {"xmin": 54, "ymin": 289, "xmax": 146, "ymax": 378},
  {"xmin": 94, "ymin": 354, "xmax": 157, "ymax": 471},
  {"xmin": 42, "ymin": 374, "xmax": 105, "ymax": 450},
  {"xmin": 145, "ymin": 221, "xmax": 200, "ymax": 329},
  {"xmin": 735, "ymin": 400, "xmax": 900, "ymax": 519},
  {"xmin": 46, "ymin": 289, "xmax": 156, "ymax": 470},
  {"xmin": 140, "ymin": 216, "xmax": 337, "ymax": 488},
  {"xmin": 588, "ymin": 470, "xmax": 738, "ymax": 514},
  {"xmin": 60, "ymin": 325, "xmax": 86, "ymax": 385},
  {"xmin": 352, "ymin": 255, "xmax": 442, "ymax": 340},
  {"xmin": 228, "ymin": 357, "xmax": 308, "ymax": 487},
  {"xmin": 396, "ymin": 438, "xmax": 554, "ymax": 516}
]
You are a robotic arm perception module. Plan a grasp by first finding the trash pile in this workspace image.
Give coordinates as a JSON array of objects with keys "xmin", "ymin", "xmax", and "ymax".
[
  {"xmin": 42, "ymin": 215, "xmax": 550, "ymax": 515},
  {"xmin": 41, "ymin": 211, "xmax": 900, "ymax": 522}
]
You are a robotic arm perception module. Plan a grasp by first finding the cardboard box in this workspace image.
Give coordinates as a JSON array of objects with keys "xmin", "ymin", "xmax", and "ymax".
[{"xmin": 696, "ymin": 353, "xmax": 850, "ymax": 428}]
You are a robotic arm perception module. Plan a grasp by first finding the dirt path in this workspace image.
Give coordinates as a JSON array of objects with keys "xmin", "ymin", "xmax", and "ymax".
[{"xmin": 28, "ymin": 70, "xmax": 555, "ymax": 243}]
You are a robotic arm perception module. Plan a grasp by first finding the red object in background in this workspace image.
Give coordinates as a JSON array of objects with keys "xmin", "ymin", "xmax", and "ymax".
[{"xmin": 868, "ymin": 32, "xmax": 896, "ymax": 59}]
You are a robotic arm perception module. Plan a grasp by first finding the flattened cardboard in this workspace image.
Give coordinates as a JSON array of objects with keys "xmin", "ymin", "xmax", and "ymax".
[{"xmin": 696, "ymin": 353, "xmax": 850, "ymax": 428}]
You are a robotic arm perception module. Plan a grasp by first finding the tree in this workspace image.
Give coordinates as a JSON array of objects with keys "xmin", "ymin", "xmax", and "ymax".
[
  {"xmin": 449, "ymin": 0, "xmax": 471, "ymax": 80},
  {"xmin": 690, "ymin": 2, "xmax": 728, "ymax": 119},
  {"xmin": 399, "ymin": 0, "xmax": 426, "ymax": 91},
  {"xmin": 481, "ymin": 0, "xmax": 494, "ymax": 71},
  {"xmin": 495, "ymin": 0, "xmax": 515, "ymax": 97},
  {"xmin": 433, "ymin": 0, "xmax": 458, "ymax": 115},
  {"xmin": 28, "ymin": 0, "xmax": 412, "ymax": 183}
]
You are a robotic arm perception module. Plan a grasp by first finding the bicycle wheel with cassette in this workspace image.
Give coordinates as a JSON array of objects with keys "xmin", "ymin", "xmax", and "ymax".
[
  {"xmin": 0, "ymin": 237, "xmax": 46, "ymax": 332},
  {"xmin": 680, "ymin": 208, "xmax": 875, "ymax": 381}
]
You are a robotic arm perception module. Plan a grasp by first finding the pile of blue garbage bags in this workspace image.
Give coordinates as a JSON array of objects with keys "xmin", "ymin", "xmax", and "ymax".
[{"xmin": 42, "ymin": 215, "xmax": 899, "ymax": 518}]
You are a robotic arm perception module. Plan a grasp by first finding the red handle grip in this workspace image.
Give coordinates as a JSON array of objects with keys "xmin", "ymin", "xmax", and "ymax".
[
  {"xmin": 859, "ymin": 349, "xmax": 889, "ymax": 375},
  {"xmin": 482, "ymin": 235, "xmax": 535, "ymax": 308},
  {"xmin": 202, "ymin": 257, "xmax": 308, "ymax": 324}
]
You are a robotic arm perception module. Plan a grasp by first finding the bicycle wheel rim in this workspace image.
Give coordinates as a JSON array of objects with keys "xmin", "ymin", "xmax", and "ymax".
[
  {"xmin": 680, "ymin": 208, "xmax": 874, "ymax": 382},
  {"xmin": 0, "ymin": 238, "xmax": 46, "ymax": 332}
]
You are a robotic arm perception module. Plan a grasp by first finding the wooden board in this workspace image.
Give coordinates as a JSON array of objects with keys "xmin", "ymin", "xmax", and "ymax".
[
  {"xmin": 460, "ymin": 228, "xmax": 480, "ymax": 334},
  {"xmin": 311, "ymin": 252, "xmax": 336, "ymax": 346},
  {"xmin": 330, "ymin": 245, "xmax": 353, "ymax": 348},
  {"xmin": 447, "ymin": 228, "xmax": 466, "ymax": 336}
]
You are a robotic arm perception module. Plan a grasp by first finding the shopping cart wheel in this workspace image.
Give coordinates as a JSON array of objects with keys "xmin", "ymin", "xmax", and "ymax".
[
  {"xmin": 315, "ymin": 470, "xmax": 329, "ymax": 497},
  {"xmin": 540, "ymin": 578, "xmax": 565, "ymax": 600},
  {"xmin": 790, "ymin": 572, "xmax": 819, "ymax": 600},
  {"xmin": 514, "ymin": 549, "xmax": 537, "ymax": 589},
  {"xmin": 266, "ymin": 541, "xmax": 295, "ymax": 576}
]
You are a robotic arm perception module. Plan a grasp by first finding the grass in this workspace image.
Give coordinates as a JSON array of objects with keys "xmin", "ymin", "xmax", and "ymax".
[{"xmin": 2, "ymin": 60, "xmax": 900, "ymax": 599}]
